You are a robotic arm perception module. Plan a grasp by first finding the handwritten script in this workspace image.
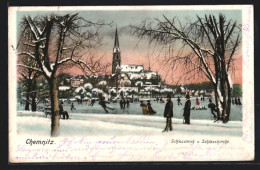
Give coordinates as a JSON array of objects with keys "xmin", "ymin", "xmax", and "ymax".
[{"xmin": 11, "ymin": 136, "xmax": 252, "ymax": 162}]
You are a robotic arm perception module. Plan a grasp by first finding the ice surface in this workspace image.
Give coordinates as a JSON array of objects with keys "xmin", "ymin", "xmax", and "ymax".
[{"xmin": 16, "ymin": 98, "xmax": 242, "ymax": 137}]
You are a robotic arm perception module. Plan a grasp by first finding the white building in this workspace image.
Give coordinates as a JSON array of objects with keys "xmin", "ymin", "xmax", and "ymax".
[{"xmin": 120, "ymin": 64, "xmax": 144, "ymax": 73}]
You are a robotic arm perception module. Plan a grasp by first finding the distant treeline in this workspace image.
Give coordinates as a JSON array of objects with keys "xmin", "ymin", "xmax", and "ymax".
[{"xmin": 170, "ymin": 82, "xmax": 242, "ymax": 97}]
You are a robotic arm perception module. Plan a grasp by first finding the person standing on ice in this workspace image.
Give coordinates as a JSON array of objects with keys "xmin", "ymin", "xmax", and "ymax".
[
  {"xmin": 119, "ymin": 98, "xmax": 124, "ymax": 110},
  {"xmin": 71, "ymin": 102, "xmax": 76, "ymax": 111},
  {"xmin": 183, "ymin": 94, "xmax": 191, "ymax": 124},
  {"xmin": 89, "ymin": 99, "xmax": 96, "ymax": 106},
  {"xmin": 99, "ymin": 97, "xmax": 115, "ymax": 113},
  {"xmin": 162, "ymin": 94, "xmax": 173, "ymax": 132},
  {"xmin": 126, "ymin": 99, "xmax": 130, "ymax": 108},
  {"xmin": 196, "ymin": 97, "xmax": 200, "ymax": 105},
  {"xmin": 177, "ymin": 96, "xmax": 182, "ymax": 105},
  {"xmin": 208, "ymin": 100, "xmax": 217, "ymax": 119},
  {"xmin": 140, "ymin": 101, "xmax": 149, "ymax": 115},
  {"xmin": 59, "ymin": 102, "xmax": 69, "ymax": 119}
]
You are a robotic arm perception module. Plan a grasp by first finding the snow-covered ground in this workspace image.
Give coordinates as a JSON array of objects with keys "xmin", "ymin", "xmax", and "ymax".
[
  {"xmin": 11, "ymin": 98, "xmax": 249, "ymax": 162},
  {"xmin": 16, "ymin": 108, "xmax": 242, "ymax": 137}
]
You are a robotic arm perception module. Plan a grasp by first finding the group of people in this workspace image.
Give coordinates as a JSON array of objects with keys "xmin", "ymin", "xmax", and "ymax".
[
  {"xmin": 232, "ymin": 97, "xmax": 242, "ymax": 105},
  {"xmin": 140, "ymin": 100, "xmax": 157, "ymax": 115},
  {"xmin": 119, "ymin": 98, "xmax": 130, "ymax": 110}
]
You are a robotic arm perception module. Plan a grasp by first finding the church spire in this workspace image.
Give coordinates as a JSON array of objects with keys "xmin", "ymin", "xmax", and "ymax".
[
  {"xmin": 113, "ymin": 27, "xmax": 120, "ymax": 52},
  {"xmin": 112, "ymin": 27, "xmax": 121, "ymax": 74}
]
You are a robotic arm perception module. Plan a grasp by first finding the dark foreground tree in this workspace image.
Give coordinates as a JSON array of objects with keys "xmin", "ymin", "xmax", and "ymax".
[
  {"xmin": 17, "ymin": 32, "xmax": 43, "ymax": 111},
  {"xmin": 18, "ymin": 13, "xmax": 108, "ymax": 136},
  {"xmin": 132, "ymin": 14, "xmax": 241, "ymax": 123}
]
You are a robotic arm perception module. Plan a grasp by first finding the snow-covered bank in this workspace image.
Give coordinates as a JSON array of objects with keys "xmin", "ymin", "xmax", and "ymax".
[
  {"xmin": 17, "ymin": 111, "xmax": 242, "ymax": 137},
  {"xmin": 10, "ymin": 111, "xmax": 253, "ymax": 163}
]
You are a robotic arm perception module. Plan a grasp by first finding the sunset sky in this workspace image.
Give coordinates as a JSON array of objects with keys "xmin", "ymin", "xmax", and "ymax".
[{"xmin": 17, "ymin": 7, "xmax": 242, "ymax": 85}]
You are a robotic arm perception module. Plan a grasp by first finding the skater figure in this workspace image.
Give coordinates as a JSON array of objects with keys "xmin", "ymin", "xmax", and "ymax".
[
  {"xmin": 126, "ymin": 99, "xmax": 130, "ymax": 108},
  {"xmin": 147, "ymin": 100, "xmax": 156, "ymax": 115},
  {"xmin": 59, "ymin": 102, "xmax": 69, "ymax": 119},
  {"xmin": 99, "ymin": 97, "xmax": 114, "ymax": 113},
  {"xmin": 235, "ymin": 97, "xmax": 238, "ymax": 105},
  {"xmin": 140, "ymin": 101, "xmax": 149, "ymax": 115},
  {"xmin": 119, "ymin": 98, "xmax": 124, "ymax": 110},
  {"xmin": 196, "ymin": 97, "xmax": 200, "ymax": 105},
  {"xmin": 160, "ymin": 98, "xmax": 165, "ymax": 103},
  {"xmin": 177, "ymin": 96, "xmax": 182, "ymax": 105},
  {"xmin": 209, "ymin": 97, "xmax": 212, "ymax": 103},
  {"xmin": 231, "ymin": 98, "xmax": 235, "ymax": 105},
  {"xmin": 203, "ymin": 96, "xmax": 205, "ymax": 101},
  {"xmin": 89, "ymin": 99, "xmax": 96, "ymax": 106},
  {"xmin": 71, "ymin": 102, "xmax": 76, "ymax": 111},
  {"xmin": 156, "ymin": 97, "xmax": 159, "ymax": 103},
  {"xmin": 123, "ymin": 99, "xmax": 126, "ymax": 109},
  {"xmin": 208, "ymin": 100, "xmax": 217, "ymax": 119},
  {"xmin": 237, "ymin": 97, "xmax": 242, "ymax": 105},
  {"xmin": 120, "ymin": 98, "xmax": 126, "ymax": 110},
  {"xmin": 183, "ymin": 94, "xmax": 191, "ymax": 124},
  {"xmin": 162, "ymin": 94, "xmax": 173, "ymax": 132}
]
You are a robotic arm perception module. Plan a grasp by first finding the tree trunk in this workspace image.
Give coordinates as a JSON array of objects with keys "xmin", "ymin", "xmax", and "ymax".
[
  {"xmin": 49, "ymin": 78, "xmax": 60, "ymax": 137},
  {"xmin": 225, "ymin": 78, "xmax": 232, "ymax": 123},
  {"xmin": 213, "ymin": 84, "xmax": 220, "ymax": 119},
  {"xmin": 31, "ymin": 96, "xmax": 37, "ymax": 111},
  {"xmin": 31, "ymin": 81, "xmax": 37, "ymax": 111},
  {"xmin": 25, "ymin": 86, "xmax": 31, "ymax": 110}
]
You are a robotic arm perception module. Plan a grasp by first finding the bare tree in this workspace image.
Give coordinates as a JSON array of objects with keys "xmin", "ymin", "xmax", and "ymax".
[
  {"xmin": 18, "ymin": 57, "xmax": 42, "ymax": 111},
  {"xmin": 18, "ymin": 13, "xmax": 108, "ymax": 136},
  {"xmin": 131, "ymin": 14, "xmax": 241, "ymax": 123},
  {"xmin": 17, "ymin": 26, "xmax": 42, "ymax": 111}
]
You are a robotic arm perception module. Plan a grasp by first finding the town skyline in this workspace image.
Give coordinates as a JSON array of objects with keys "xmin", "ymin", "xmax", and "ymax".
[{"xmin": 16, "ymin": 7, "xmax": 242, "ymax": 85}]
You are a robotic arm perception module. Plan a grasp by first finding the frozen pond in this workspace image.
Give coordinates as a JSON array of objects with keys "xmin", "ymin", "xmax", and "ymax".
[{"xmin": 17, "ymin": 97, "xmax": 242, "ymax": 121}]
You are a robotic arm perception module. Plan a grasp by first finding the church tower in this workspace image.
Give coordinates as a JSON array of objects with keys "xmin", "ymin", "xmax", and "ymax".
[{"xmin": 112, "ymin": 28, "xmax": 121, "ymax": 74}]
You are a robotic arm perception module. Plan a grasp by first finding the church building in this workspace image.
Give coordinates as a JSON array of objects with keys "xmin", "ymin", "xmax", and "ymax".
[{"xmin": 111, "ymin": 28, "xmax": 161, "ymax": 87}]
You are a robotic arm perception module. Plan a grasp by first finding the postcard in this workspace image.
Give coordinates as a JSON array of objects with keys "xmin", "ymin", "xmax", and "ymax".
[{"xmin": 8, "ymin": 5, "xmax": 254, "ymax": 162}]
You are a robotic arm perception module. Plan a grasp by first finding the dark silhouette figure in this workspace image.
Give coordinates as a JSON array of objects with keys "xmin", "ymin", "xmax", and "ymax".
[
  {"xmin": 119, "ymin": 99, "xmax": 125, "ymax": 110},
  {"xmin": 126, "ymin": 99, "xmax": 130, "ymax": 108},
  {"xmin": 237, "ymin": 97, "xmax": 242, "ymax": 105},
  {"xmin": 235, "ymin": 97, "xmax": 238, "ymax": 105},
  {"xmin": 147, "ymin": 100, "xmax": 156, "ymax": 115},
  {"xmin": 123, "ymin": 99, "xmax": 126, "ymax": 109},
  {"xmin": 99, "ymin": 97, "xmax": 114, "ymax": 113},
  {"xmin": 177, "ymin": 96, "xmax": 182, "ymax": 105},
  {"xmin": 162, "ymin": 94, "xmax": 173, "ymax": 132},
  {"xmin": 208, "ymin": 101, "xmax": 217, "ymax": 119},
  {"xmin": 183, "ymin": 94, "xmax": 191, "ymax": 124},
  {"xmin": 71, "ymin": 103, "xmax": 76, "ymax": 111},
  {"xmin": 232, "ymin": 98, "xmax": 235, "ymax": 105},
  {"xmin": 59, "ymin": 102, "xmax": 69, "ymax": 119},
  {"xmin": 89, "ymin": 99, "xmax": 96, "ymax": 106}
]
